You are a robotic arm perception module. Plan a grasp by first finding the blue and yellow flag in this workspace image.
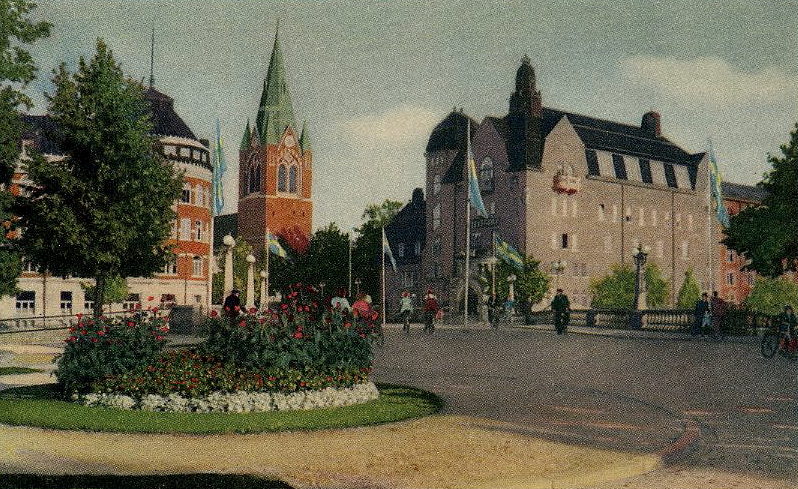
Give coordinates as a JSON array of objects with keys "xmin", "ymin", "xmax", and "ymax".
[
  {"xmin": 494, "ymin": 234, "xmax": 524, "ymax": 271},
  {"xmin": 212, "ymin": 119, "xmax": 226, "ymax": 216},
  {"xmin": 382, "ymin": 227, "xmax": 397, "ymax": 272},
  {"xmin": 708, "ymin": 146, "xmax": 730, "ymax": 228},
  {"xmin": 266, "ymin": 232, "xmax": 289, "ymax": 259},
  {"xmin": 467, "ymin": 147, "xmax": 489, "ymax": 218}
]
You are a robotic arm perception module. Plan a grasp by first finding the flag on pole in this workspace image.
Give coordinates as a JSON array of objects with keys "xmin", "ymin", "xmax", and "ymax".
[
  {"xmin": 467, "ymin": 147, "xmax": 489, "ymax": 218},
  {"xmin": 212, "ymin": 119, "xmax": 226, "ymax": 216},
  {"xmin": 494, "ymin": 234, "xmax": 525, "ymax": 271},
  {"xmin": 266, "ymin": 232, "xmax": 289, "ymax": 259},
  {"xmin": 708, "ymin": 146, "xmax": 730, "ymax": 228},
  {"xmin": 382, "ymin": 227, "xmax": 397, "ymax": 272}
]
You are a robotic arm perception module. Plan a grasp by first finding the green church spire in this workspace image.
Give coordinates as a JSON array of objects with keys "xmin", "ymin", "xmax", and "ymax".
[
  {"xmin": 240, "ymin": 119, "xmax": 251, "ymax": 150},
  {"xmin": 255, "ymin": 22, "xmax": 296, "ymax": 145},
  {"xmin": 299, "ymin": 120, "xmax": 311, "ymax": 152}
]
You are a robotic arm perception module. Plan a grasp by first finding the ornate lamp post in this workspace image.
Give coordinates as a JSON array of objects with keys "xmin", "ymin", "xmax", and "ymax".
[
  {"xmin": 630, "ymin": 244, "xmax": 651, "ymax": 329},
  {"xmin": 245, "ymin": 253, "xmax": 256, "ymax": 310},
  {"xmin": 550, "ymin": 259, "xmax": 567, "ymax": 291},
  {"xmin": 354, "ymin": 277, "xmax": 361, "ymax": 297},
  {"xmin": 319, "ymin": 281, "xmax": 326, "ymax": 298},
  {"xmin": 506, "ymin": 273, "xmax": 517, "ymax": 320},
  {"xmin": 222, "ymin": 234, "xmax": 235, "ymax": 297},
  {"xmin": 259, "ymin": 270, "xmax": 267, "ymax": 310}
]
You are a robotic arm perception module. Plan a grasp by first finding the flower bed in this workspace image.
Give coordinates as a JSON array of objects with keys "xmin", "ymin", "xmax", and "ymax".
[{"xmin": 77, "ymin": 382, "xmax": 379, "ymax": 413}]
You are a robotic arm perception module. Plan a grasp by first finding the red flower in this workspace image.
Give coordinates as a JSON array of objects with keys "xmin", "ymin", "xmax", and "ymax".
[
  {"xmin": 233, "ymin": 305, "xmax": 240, "ymax": 311},
  {"xmin": 156, "ymin": 335, "xmax": 164, "ymax": 341},
  {"xmin": 68, "ymin": 327, "xmax": 75, "ymax": 333},
  {"xmin": 238, "ymin": 320, "xmax": 247, "ymax": 327},
  {"xmin": 299, "ymin": 381, "xmax": 307, "ymax": 387},
  {"xmin": 293, "ymin": 332, "xmax": 303, "ymax": 339},
  {"xmin": 75, "ymin": 313, "xmax": 83, "ymax": 319},
  {"xmin": 370, "ymin": 311, "xmax": 378, "ymax": 320},
  {"xmin": 97, "ymin": 330, "xmax": 105, "ymax": 336},
  {"xmin": 147, "ymin": 296, "xmax": 154, "ymax": 301},
  {"xmin": 135, "ymin": 303, "xmax": 142, "ymax": 309},
  {"xmin": 344, "ymin": 322, "xmax": 351, "ymax": 329},
  {"xmin": 248, "ymin": 307, "xmax": 257, "ymax": 314},
  {"xmin": 91, "ymin": 338, "xmax": 98, "ymax": 343},
  {"xmin": 127, "ymin": 321, "xmax": 135, "ymax": 328},
  {"xmin": 210, "ymin": 310, "xmax": 218, "ymax": 318}
]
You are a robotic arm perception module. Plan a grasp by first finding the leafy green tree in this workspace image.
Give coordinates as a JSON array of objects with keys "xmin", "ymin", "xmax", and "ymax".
[
  {"xmin": 0, "ymin": 0, "xmax": 50, "ymax": 296},
  {"xmin": 81, "ymin": 275, "xmax": 128, "ymax": 307},
  {"xmin": 15, "ymin": 39, "xmax": 182, "ymax": 315},
  {"xmin": 300, "ymin": 223, "xmax": 350, "ymax": 294},
  {"xmin": 743, "ymin": 276, "xmax": 798, "ymax": 316},
  {"xmin": 493, "ymin": 255, "xmax": 550, "ymax": 314},
  {"xmin": 676, "ymin": 268, "xmax": 701, "ymax": 308},
  {"xmin": 723, "ymin": 123, "xmax": 798, "ymax": 277},
  {"xmin": 351, "ymin": 199, "xmax": 402, "ymax": 303},
  {"xmin": 590, "ymin": 263, "xmax": 669, "ymax": 309}
]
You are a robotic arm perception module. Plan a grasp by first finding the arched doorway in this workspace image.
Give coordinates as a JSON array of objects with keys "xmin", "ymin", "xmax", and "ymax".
[{"xmin": 453, "ymin": 278, "xmax": 487, "ymax": 320}]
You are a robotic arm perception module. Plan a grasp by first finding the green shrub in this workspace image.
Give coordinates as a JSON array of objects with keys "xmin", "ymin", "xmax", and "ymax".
[{"xmin": 55, "ymin": 312, "xmax": 168, "ymax": 394}]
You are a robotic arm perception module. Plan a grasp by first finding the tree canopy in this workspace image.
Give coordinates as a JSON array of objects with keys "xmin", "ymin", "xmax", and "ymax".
[
  {"xmin": 676, "ymin": 268, "xmax": 701, "ymax": 308},
  {"xmin": 722, "ymin": 123, "xmax": 798, "ymax": 277},
  {"xmin": 490, "ymin": 255, "xmax": 550, "ymax": 314},
  {"xmin": 14, "ymin": 39, "xmax": 182, "ymax": 314},
  {"xmin": 0, "ymin": 0, "xmax": 50, "ymax": 296},
  {"xmin": 590, "ymin": 263, "xmax": 669, "ymax": 309},
  {"xmin": 743, "ymin": 276, "xmax": 798, "ymax": 316}
]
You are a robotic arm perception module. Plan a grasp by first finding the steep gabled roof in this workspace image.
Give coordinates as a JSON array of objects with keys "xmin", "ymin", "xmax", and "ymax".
[
  {"xmin": 385, "ymin": 188, "xmax": 426, "ymax": 265},
  {"xmin": 426, "ymin": 110, "xmax": 478, "ymax": 184},
  {"xmin": 144, "ymin": 87, "xmax": 197, "ymax": 140},
  {"xmin": 722, "ymin": 181, "xmax": 767, "ymax": 203}
]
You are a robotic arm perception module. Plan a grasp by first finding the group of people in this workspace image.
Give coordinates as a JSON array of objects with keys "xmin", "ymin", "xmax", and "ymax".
[
  {"xmin": 399, "ymin": 289, "xmax": 441, "ymax": 334},
  {"xmin": 692, "ymin": 291, "xmax": 728, "ymax": 338}
]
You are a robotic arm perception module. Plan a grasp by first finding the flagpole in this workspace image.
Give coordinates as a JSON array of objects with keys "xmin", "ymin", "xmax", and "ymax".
[
  {"xmin": 381, "ymin": 226, "xmax": 386, "ymax": 331},
  {"xmin": 706, "ymin": 140, "xmax": 713, "ymax": 294},
  {"xmin": 206, "ymin": 119, "xmax": 219, "ymax": 313},
  {"xmin": 265, "ymin": 227, "xmax": 270, "ymax": 310},
  {"xmin": 464, "ymin": 120, "xmax": 471, "ymax": 330}
]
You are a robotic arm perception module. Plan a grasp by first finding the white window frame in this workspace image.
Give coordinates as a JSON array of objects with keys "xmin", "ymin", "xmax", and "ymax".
[{"xmin": 192, "ymin": 256, "xmax": 203, "ymax": 277}]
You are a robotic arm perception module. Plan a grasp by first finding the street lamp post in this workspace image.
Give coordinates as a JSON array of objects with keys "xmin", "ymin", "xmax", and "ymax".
[
  {"xmin": 630, "ymin": 244, "xmax": 650, "ymax": 329},
  {"xmin": 506, "ymin": 273, "xmax": 517, "ymax": 322},
  {"xmin": 550, "ymin": 259, "xmax": 567, "ymax": 291},
  {"xmin": 222, "ymin": 235, "xmax": 235, "ymax": 297},
  {"xmin": 259, "ymin": 270, "xmax": 267, "ymax": 311},
  {"xmin": 245, "ymin": 254, "xmax": 256, "ymax": 311},
  {"xmin": 354, "ymin": 277, "xmax": 361, "ymax": 297}
]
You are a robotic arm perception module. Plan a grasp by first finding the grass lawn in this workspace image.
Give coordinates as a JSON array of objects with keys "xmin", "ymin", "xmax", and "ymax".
[
  {"xmin": 0, "ymin": 366, "xmax": 43, "ymax": 375},
  {"xmin": 0, "ymin": 473, "xmax": 292, "ymax": 489},
  {"xmin": 0, "ymin": 383, "xmax": 442, "ymax": 434}
]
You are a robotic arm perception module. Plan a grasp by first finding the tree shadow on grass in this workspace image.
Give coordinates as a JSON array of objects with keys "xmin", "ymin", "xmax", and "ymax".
[{"xmin": 0, "ymin": 474, "xmax": 293, "ymax": 489}]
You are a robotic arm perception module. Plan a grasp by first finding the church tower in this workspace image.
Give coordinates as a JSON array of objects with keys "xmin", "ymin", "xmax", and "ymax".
[
  {"xmin": 508, "ymin": 55, "xmax": 544, "ymax": 170},
  {"xmin": 238, "ymin": 25, "xmax": 313, "ymax": 256}
]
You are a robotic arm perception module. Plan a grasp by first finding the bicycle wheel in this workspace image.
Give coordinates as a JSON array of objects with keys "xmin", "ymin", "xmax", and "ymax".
[{"xmin": 761, "ymin": 332, "xmax": 779, "ymax": 359}]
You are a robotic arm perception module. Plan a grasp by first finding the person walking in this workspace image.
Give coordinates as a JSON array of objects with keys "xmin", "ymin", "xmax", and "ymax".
[
  {"xmin": 330, "ymin": 289, "xmax": 351, "ymax": 312},
  {"xmin": 352, "ymin": 292, "xmax": 372, "ymax": 318},
  {"xmin": 487, "ymin": 292, "xmax": 498, "ymax": 328},
  {"xmin": 710, "ymin": 291, "xmax": 727, "ymax": 339},
  {"xmin": 422, "ymin": 288, "xmax": 440, "ymax": 334},
  {"xmin": 551, "ymin": 288, "xmax": 570, "ymax": 335},
  {"xmin": 777, "ymin": 304, "xmax": 797, "ymax": 352},
  {"xmin": 692, "ymin": 292, "xmax": 710, "ymax": 337},
  {"xmin": 399, "ymin": 290, "xmax": 413, "ymax": 334}
]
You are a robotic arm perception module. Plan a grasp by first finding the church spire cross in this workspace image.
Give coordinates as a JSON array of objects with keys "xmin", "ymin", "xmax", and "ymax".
[{"xmin": 149, "ymin": 26, "xmax": 155, "ymax": 88}]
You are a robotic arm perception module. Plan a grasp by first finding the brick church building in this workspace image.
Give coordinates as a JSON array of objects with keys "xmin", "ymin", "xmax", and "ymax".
[{"xmin": 215, "ymin": 27, "xmax": 313, "ymax": 256}]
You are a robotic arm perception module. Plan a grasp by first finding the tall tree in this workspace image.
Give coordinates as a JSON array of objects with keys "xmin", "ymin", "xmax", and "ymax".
[
  {"xmin": 15, "ymin": 39, "xmax": 182, "ymax": 315},
  {"xmin": 744, "ymin": 276, "xmax": 798, "ymax": 316},
  {"xmin": 0, "ymin": 0, "xmax": 50, "ymax": 296},
  {"xmin": 590, "ymin": 263, "xmax": 669, "ymax": 309},
  {"xmin": 676, "ymin": 268, "xmax": 701, "ymax": 308},
  {"xmin": 723, "ymin": 123, "xmax": 798, "ymax": 277},
  {"xmin": 492, "ymin": 254, "xmax": 550, "ymax": 315},
  {"xmin": 352, "ymin": 199, "xmax": 402, "ymax": 303}
]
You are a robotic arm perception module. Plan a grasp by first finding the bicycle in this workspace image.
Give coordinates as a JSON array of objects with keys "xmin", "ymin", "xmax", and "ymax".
[{"xmin": 761, "ymin": 328, "xmax": 797, "ymax": 359}]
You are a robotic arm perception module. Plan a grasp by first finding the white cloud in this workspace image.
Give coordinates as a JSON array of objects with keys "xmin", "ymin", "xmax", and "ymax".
[
  {"xmin": 342, "ymin": 105, "xmax": 439, "ymax": 146},
  {"xmin": 620, "ymin": 56, "xmax": 797, "ymax": 106}
]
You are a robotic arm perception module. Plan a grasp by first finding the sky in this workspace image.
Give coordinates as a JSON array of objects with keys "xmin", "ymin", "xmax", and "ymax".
[{"xmin": 22, "ymin": 0, "xmax": 798, "ymax": 232}]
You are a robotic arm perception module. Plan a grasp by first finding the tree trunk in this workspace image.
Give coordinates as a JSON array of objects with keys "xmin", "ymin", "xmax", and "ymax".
[{"xmin": 94, "ymin": 274, "xmax": 106, "ymax": 318}]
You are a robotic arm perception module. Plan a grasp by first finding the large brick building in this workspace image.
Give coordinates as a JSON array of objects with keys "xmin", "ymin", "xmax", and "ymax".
[
  {"xmin": 2, "ymin": 87, "xmax": 213, "ymax": 318},
  {"xmin": 218, "ymin": 27, "xmax": 313, "ymax": 256},
  {"xmin": 397, "ymin": 56, "xmax": 723, "ymax": 313}
]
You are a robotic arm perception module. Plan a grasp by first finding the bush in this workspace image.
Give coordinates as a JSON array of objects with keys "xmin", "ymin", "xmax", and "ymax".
[
  {"xmin": 55, "ymin": 312, "xmax": 168, "ymax": 394},
  {"xmin": 201, "ymin": 283, "xmax": 377, "ymax": 371}
]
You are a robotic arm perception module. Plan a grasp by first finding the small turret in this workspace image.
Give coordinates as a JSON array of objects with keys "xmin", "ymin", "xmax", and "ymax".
[
  {"xmin": 299, "ymin": 120, "xmax": 311, "ymax": 152},
  {"xmin": 240, "ymin": 119, "xmax": 251, "ymax": 150}
]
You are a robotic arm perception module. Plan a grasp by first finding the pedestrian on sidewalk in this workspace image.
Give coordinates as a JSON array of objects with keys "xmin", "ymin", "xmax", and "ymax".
[
  {"xmin": 352, "ymin": 292, "xmax": 372, "ymax": 318},
  {"xmin": 710, "ymin": 291, "xmax": 727, "ymax": 338},
  {"xmin": 777, "ymin": 304, "xmax": 797, "ymax": 352},
  {"xmin": 331, "ymin": 289, "xmax": 351, "ymax": 312},
  {"xmin": 423, "ymin": 289, "xmax": 440, "ymax": 334},
  {"xmin": 551, "ymin": 289, "xmax": 570, "ymax": 335},
  {"xmin": 487, "ymin": 292, "xmax": 498, "ymax": 328},
  {"xmin": 692, "ymin": 292, "xmax": 710, "ymax": 337},
  {"xmin": 222, "ymin": 289, "xmax": 241, "ymax": 325}
]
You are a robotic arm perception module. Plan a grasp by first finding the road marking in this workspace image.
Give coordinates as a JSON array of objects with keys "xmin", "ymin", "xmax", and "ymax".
[
  {"xmin": 772, "ymin": 424, "xmax": 798, "ymax": 430},
  {"xmin": 683, "ymin": 409, "xmax": 720, "ymax": 416},
  {"xmin": 547, "ymin": 405, "xmax": 605, "ymax": 415},
  {"xmin": 738, "ymin": 406, "xmax": 775, "ymax": 414},
  {"xmin": 764, "ymin": 395, "xmax": 795, "ymax": 402}
]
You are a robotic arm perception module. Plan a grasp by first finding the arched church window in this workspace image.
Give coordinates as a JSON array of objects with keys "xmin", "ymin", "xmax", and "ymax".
[
  {"xmin": 254, "ymin": 165, "xmax": 261, "ymax": 193},
  {"xmin": 433, "ymin": 174, "xmax": 441, "ymax": 195},
  {"xmin": 480, "ymin": 157, "xmax": 494, "ymax": 191},
  {"xmin": 288, "ymin": 166, "xmax": 298, "ymax": 193},
  {"xmin": 247, "ymin": 166, "xmax": 255, "ymax": 194},
  {"xmin": 278, "ymin": 165, "xmax": 287, "ymax": 192}
]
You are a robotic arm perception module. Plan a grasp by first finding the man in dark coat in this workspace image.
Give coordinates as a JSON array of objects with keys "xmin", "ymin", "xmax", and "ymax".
[
  {"xmin": 551, "ymin": 289, "xmax": 570, "ymax": 335},
  {"xmin": 693, "ymin": 292, "xmax": 710, "ymax": 337},
  {"xmin": 710, "ymin": 291, "xmax": 727, "ymax": 338},
  {"xmin": 222, "ymin": 289, "xmax": 241, "ymax": 322}
]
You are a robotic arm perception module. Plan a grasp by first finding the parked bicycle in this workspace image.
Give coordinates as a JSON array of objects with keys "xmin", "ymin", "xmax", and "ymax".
[{"xmin": 761, "ymin": 328, "xmax": 797, "ymax": 359}]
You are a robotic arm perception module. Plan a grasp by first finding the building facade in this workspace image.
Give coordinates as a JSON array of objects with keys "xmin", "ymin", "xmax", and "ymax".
[
  {"xmin": 421, "ymin": 56, "xmax": 716, "ymax": 312},
  {"xmin": 384, "ymin": 188, "xmax": 426, "ymax": 311},
  {"xmin": 1, "ymin": 87, "xmax": 213, "ymax": 319},
  {"xmin": 234, "ymin": 27, "xmax": 313, "ymax": 256}
]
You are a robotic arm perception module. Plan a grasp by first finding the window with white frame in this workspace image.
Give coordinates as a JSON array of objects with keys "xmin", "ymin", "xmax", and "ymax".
[
  {"xmin": 181, "ymin": 184, "xmax": 191, "ymax": 203},
  {"xmin": 192, "ymin": 256, "xmax": 203, "ymax": 277},
  {"xmin": 433, "ymin": 174, "xmax": 441, "ymax": 195},
  {"xmin": 727, "ymin": 272, "xmax": 734, "ymax": 285},
  {"xmin": 561, "ymin": 233, "xmax": 569, "ymax": 249},
  {"xmin": 727, "ymin": 249, "xmax": 735, "ymax": 262},
  {"xmin": 681, "ymin": 240, "xmax": 689, "ymax": 260},
  {"xmin": 122, "ymin": 293, "xmax": 140, "ymax": 311},
  {"xmin": 414, "ymin": 241, "xmax": 421, "ymax": 255},
  {"xmin": 60, "ymin": 291, "xmax": 72, "ymax": 312},
  {"xmin": 195, "ymin": 220, "xmax": 202, "ymax": 241},
  {"xmin": 480, "ymin": 157, "xmax": 494, "ymax": 191},
  {"xmin": 163, "ymin": 256, "xmax": 177, "ymax": 275},
  {"xmin": 396, "ymin": 243, "xmax": 405, "ymax": 258},
  {"xmin": 432, "ymin": 204, "xmax": 441, "ymax": 230},
  {"xmin": 180, "ymin": 218, "xmax": 191, "ymax": 241},
  {"xmin": 288, "ymin": 166, "xmax": 298, "ymax": 193},
  {"xmin": 15, "ymin": 291, "xmax": 35, "ymax": 312}
]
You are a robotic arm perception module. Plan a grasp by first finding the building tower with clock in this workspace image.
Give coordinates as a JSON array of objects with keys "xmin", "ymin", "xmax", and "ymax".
[{"xmin": 236, "ymin": 26, "xmax": 313, "ymax": 256}]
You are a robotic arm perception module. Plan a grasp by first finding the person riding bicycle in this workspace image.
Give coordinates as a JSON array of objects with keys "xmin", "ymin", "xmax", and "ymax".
[
  {"xmin": 423, "ymin": 289, "xmax": 440, "ymax": 334},
  {"xmin": 777, "ymin": 305, "xmax": 797, "ymax": 352},
  {"xmin": 399, "ymin": 290, "xmax": 413, "ymax": 333}
]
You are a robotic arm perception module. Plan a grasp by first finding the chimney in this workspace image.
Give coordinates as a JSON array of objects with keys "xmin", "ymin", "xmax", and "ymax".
[{"xmin": 641, "ymin": 111, "xmax": 661, "ymax": 137}]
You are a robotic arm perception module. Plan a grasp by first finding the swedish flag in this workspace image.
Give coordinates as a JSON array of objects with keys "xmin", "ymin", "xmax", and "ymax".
[
  {"xmin": 468, "ymin": 147, "xmax": 488, "ymax": 218},
  {"xmin": 494, "ymin": 234, "xmax": 524, "ymax": 271},
  {"xmin": 212, "ymin": 119, "xmax": 225, "ymax": 216},
  {"xmin": 709, "ymin": 147, "xmax": 730, "ymax": 228}
]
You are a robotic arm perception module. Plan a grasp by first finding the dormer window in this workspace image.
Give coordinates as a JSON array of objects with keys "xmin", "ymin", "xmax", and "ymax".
[{"xmin": 480, "ymin": 157, "xmax": 494, "ymax": 191}]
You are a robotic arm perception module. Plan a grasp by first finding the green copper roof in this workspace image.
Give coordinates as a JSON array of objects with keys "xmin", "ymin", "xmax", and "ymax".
[
  {"xmin": 299, "ymin": 120, "xmax": 311, "ymax": 152},
  {"xmin": 240, "ymin": 119, "xmax": 251, "ymax": 150},
  {"xmin": 255, "ymin": 25, "xmax": 296, "ymax": 145}
]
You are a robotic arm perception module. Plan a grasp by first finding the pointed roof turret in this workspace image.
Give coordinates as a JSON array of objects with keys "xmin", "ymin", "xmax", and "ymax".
[
  {"xmin": 255, "ymin": 22, "xmax": 297, "ymax": 145},
  {"xmin": 240, "ymin": 119, "xmax": 252, "ymax": 150},
  {"xmin": 299, "ymin": 120, "xmax": 311, "ymax": 152}
]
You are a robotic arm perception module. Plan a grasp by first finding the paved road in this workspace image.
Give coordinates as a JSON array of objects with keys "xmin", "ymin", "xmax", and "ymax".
[{"xmin": 372, "ymin": 325, "xmax": 798, "ymax": 488}]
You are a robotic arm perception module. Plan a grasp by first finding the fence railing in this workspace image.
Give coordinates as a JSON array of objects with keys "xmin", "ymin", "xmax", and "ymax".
[
  {"xmin": 524, "ymin": 308, "xmax": 773, "ymax": 336},
  {"xmin": 0, "ymin": 310, "xmax": 136, "ymax": 334}
]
